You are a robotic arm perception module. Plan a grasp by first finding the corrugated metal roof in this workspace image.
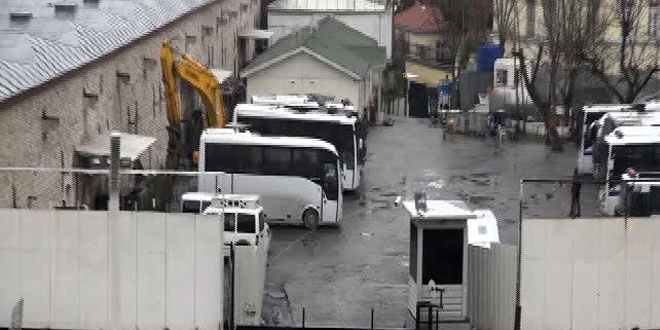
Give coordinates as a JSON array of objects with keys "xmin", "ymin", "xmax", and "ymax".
[
  {"xmin": 0, "ymin": 0, "xmax": 217, "ymax": 103},
  {"xmin": 268, "ymin": 0, "xmax": 385, "ymax": 12},
  {"xmin": 75, "ymin": 132, "xmax": 157, "ymax": 160},
  {"xmin": 243, "ymin": 17, "xmax": 386, "ymax": 78}
]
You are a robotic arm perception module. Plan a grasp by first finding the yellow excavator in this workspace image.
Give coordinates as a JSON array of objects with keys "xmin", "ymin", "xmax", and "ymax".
[{"xmin": 160, "ymin": 40, "xmax": 226, "ymax": 169}]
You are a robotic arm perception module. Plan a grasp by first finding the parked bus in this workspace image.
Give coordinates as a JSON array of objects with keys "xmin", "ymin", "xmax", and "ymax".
[
  {"xmin": 596, "ymin": 126, "xmax": 660, "ymax": 215},
  {"xmin": 234, "ymin": 104, "xmax": 364, "ymax": 192},
  {"xmin": 577, "ymin": 104, "xmax": 633, "ymax": 175},
  {"xmin": 590, "ymin": 111, "xmax": 660, "ymax": 180},
  {"xmin": 198, "ymin": 128, "xmax": 342, "ymax": 230}
]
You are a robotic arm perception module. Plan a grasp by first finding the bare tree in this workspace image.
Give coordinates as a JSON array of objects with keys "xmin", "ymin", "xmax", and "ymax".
[
  {"xmin": 435, "ymin": 0, "xmax": 491, "ymax": 108},
  {"xmin": 583, "ymin": 0, "xmax": 660, "ymax": 103},
  {"xmin": 512, "ymin": 0, "xmax": 608, "ymax": 150},
  {"xmin": 512, "ymin": 0, "xmax": 564, "ymax": 150},
  {"xmin": 493, "ymin": 0, "xmax": 518, "ymax": 56},
  {"xmin": 558, "ymin": 0, "xmax": 609, "ymax": 133}
]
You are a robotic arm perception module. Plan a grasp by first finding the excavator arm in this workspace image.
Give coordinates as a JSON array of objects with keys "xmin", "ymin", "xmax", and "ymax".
[{"xmin": 160, "ymin": 40, "xmax": 226, "ymax": 167}]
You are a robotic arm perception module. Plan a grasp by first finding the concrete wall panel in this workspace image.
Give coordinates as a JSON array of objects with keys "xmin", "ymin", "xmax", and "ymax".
[
  {"xmin": 0, "ymin": 209, "xmax": 223, "ymax": 330},
  {"xmin": 521, "ymin": 218, "xmax": 660, "ymax": 330}
]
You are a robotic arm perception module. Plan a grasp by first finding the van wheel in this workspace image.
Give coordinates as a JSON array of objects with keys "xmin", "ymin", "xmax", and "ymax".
[{"xmin": 302, "ymin": 209, "xmax": 320, "ymax": 231}]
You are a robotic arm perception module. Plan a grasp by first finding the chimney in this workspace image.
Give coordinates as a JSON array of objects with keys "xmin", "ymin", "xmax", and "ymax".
[{"xmin": 54, "ymin": 3, "xmax": 78, "ymax": 12}]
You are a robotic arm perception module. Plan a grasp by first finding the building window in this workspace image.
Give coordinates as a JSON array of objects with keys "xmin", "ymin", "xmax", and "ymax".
[
  {"xmin": 526, "ymin": 0, "xmax": 536, "ymax": 37},
  {"xmin": 496, "ymin": 69, "xmax": 509, "ymax": 86},
  {"xmin": 650, "ymin": 3, "xmax": 659, "ymax": 36},
  {"xmin": 435, "ymin": 41, "xmax": 452, "ymax": 64},
  {"xmin": 417, "ymin": 45, "xmax": 430, "ymax": 61}
]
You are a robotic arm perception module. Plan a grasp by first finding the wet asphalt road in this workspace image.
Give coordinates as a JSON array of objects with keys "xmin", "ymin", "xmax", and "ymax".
[{"xmin": 261, "ymin": 117, "xmax": 585, "ymax": 328}]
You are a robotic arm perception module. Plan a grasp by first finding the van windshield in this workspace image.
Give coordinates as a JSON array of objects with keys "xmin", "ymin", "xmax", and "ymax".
[{"xmin": 224, "ymin": 213, "xmax": 258, "ymax": 233}]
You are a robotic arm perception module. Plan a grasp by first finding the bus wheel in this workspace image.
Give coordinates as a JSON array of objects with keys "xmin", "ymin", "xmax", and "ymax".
[{"xmin": 302, "ymin": 209, "xmax": 320, "ymax": 231}]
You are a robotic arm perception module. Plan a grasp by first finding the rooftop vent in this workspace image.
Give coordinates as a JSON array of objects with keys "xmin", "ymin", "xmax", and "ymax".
[
  {"xmin": 54, "ymin": 3, "xmax": 77, "ymax": 13},
  {"xmin": 9, "ymin": 11, "xmax": 33, "ymax": 21},
  {"xmin": 83, "ymin": 0, "xmax": 100, "ymax": 8}
]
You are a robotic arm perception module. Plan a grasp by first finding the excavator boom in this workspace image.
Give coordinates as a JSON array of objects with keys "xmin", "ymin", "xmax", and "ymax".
[{"xmin": 160, "ymin": 40, "xmax": 226, "ymax": 167}]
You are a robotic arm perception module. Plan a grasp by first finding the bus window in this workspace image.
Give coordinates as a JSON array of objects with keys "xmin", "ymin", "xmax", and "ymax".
[
  {"xmin": 182, "ymin": 201, "xmax": 201, "ymax": 213},
  {"xmin": 234, "ymin": 145, "xmax": 263, "ymax": 174},
  {"xmin": 293, "ymin": 149, "xmax": 321, "ymax": 180},
  {"xmin": 205, "ymin": 144, "xmax": 235, "ymax": 172},
  {"xmin": 262, "ymin": 147, "xmax": 293, "ymax": 175}
]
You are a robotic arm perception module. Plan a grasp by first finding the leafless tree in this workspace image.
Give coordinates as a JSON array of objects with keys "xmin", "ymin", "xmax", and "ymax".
[
  {"xmin": 435, "ymin": 0, "xmax": 491, "ymax": 108},
  {"xmin": 558, "ymin": 0, "xmax": 609, "ymax": 132},
  {"xmin": 513, "ymin": 0, "xmax": 608, "ymax": 150},
  {"xmin": 493, "ymin": 0, "xmax": 518, "ymax": 56},
  {"xmin": 583, "ymin": 0, "xmax": 660, "ymax": 103},
  {"xmin": 512, "ymin": 0, "xmax": 564, "ymax": 150}
]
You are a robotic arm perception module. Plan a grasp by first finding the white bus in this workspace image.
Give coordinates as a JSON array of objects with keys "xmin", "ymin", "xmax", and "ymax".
[
  {"xmin": 198, "ymin": 128, "xmax": 342, "ymax": 230},
  {"xmin": 233, "ymin": 104, "xmax": 363, "ymax": 192},
  {"xmin": 590, "ymin": 111, "xmax": 660, "ymax": 180},
  {"xmin": 596, "ymin": 126, "xmax": 660, "ymax": 215},
  {"xmin": 577, "ymin": 104, "xmax": 633, "ymax": 175}
]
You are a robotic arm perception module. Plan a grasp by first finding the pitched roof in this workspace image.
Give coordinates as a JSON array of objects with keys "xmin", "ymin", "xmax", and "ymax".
[
  {"xmin": 242, "ymin": 17, "xmax": 386, "ymax": 78},
  {"xmin": 0, "ymin": 0, "xmax": 218, "ymax": 103},
  {"xmin": 394, "ymin": 2, "xmax": 445, "ymax": 33}
]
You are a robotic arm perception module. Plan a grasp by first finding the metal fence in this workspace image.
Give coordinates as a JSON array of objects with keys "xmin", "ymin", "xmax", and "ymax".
[
  {"xmin": 520, "ymin": 178, "xmax": 660, "ymax": 220},
  {"xmin": 0, "ymin": 167, "xmax": 201, "ymax": 213}
]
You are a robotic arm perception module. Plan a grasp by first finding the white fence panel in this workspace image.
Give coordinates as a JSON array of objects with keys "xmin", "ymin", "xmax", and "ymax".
[
  {"xmin": 521, "ymin": 218, "xmax": 660, "ymax": 330},
  {"xmin": 136, "ymin": 212, "xmax": 167, "ymax": 329},
  {"xmin": 79, "ymin": 211, "xmax": 109, "ymax": 330},
  {"xmin": 467, "ymin": 243, "xmax": 517, "ymax": 330},
  {"xmin": 0, "ymin": 209, "xmax": 223, "ymax": 330}
]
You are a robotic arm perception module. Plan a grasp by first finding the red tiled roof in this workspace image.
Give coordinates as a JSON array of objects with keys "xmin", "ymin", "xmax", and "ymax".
[{"xmin": 394, "ymin": 2, "xmax": 445, "ymax": 33}]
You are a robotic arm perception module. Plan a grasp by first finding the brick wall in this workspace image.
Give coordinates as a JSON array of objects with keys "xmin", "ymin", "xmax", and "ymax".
[{"xmin": 0, "ymin": 0, "xmax": 261, "ymax": 209}]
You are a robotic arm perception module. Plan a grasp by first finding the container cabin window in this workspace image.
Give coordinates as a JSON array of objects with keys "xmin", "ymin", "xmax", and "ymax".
[
  {"xmin": 495, "ymin": 69, "xmax": 508, "ymax": 86},
  {"xmin": 182, "ymin": 201, "xmax": 201, "ymax": 213},
  {"xmin": 236, "ymin": 213, "xmax": 258, "ymax": 233},
  {"xmin": 409, "ymin": 222, "xmax": 418, "ymax": 279},
  {"xmin": 422, "ymin": 228, "xmax": 463, "ymax": 285}
]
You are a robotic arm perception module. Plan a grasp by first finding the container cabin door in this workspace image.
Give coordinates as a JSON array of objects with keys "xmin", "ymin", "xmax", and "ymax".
[{"xmin": 420, "ymin": 228, "xmax": 466, "ymax": 320}]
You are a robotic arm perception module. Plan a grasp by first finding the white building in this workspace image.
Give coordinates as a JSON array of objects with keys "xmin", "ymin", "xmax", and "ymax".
[
  {"xmin": 267, "ymin": 0, "xmax": 393, "ymax": 58},
  {"xmin": 241, "ymin": 17, "xmax": 387, "ymax": 113}
]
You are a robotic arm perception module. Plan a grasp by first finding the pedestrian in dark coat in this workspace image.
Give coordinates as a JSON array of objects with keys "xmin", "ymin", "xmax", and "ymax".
[{"xmin": 569, "ymin": 167, "xmax": 582, "ymax": 218}]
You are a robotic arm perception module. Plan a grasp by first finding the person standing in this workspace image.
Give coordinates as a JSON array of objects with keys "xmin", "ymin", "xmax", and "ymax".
[{"xmin": 569, "ymin": 167, "xmax": 582, "ymax": 218}]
